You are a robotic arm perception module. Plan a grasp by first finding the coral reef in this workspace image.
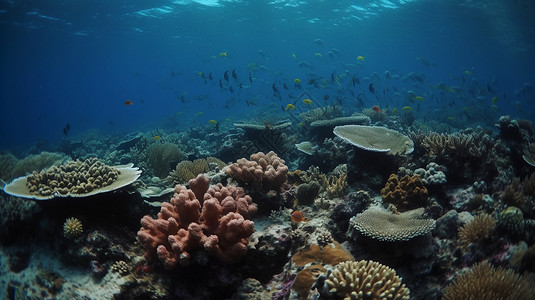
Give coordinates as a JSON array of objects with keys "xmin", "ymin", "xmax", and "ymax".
[
  {"xmin": 147, "ymin": 142, "xmax": 185, "ymax": 178},
  {"xmin": 381, "ymin": 174, "xmax": 428, "ymax": 211},
  {"xmin": 11, "ymin": 151, "xmax": 67, "ymax": 179},
  {"xmin": 497, "ymin": 206, "xmax": 525, "ymax": 238},
  {"xmin": 137, "ymin": 175, "xmax": 257, "ymax": 269},
  {"xmin": 226, "ymin": 151, "xmax": 288, "ymax": 191},
  {"xmin": 349, "ymin": 206, "xmax": 436, "ymax": 242},
  {"xmin": 63, "ymin": 217, "xmax": 83, "ymax": 238},
  {"xmin": 442, "ymin": 262, "xmax": 535, "ymax": 299},
  {"xmin": 323, "ymin": 260, "xmax": 410, "ymax": 300},
  {"xmin": 523, "ymin": 143, "xmax": 535, "ymax": 166},
  {"xmin": 333, "ymin": 125, "xmax": 414, "ymax": 155},
  {"xmin": 0, "ymin": 152, "xmax": 17, "ymax": 181}
]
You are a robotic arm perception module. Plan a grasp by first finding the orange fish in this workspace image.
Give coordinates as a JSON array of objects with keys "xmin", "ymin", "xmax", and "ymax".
[
  {"xmin": 124, "ymin": 100, "xmax": 133, "ymax": 105},
  {"xmin": 264, "ymin": 121, "xmax": 272, "ymax": 128},
  {"xmin": 291, "ymin": 210, "xmax": 308, "ymax": 223},
  {"xmin": 372, "ymin": 105, "xmax": 381, "ymax": 112}
]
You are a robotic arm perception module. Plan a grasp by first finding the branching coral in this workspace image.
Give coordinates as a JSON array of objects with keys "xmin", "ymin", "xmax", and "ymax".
[
  {"xmin": 381, "ymin": 174, "xmax": 428, "ymax": 211},
  {"xmin": 137, "ymin": 175, "xmax": 257, "ymax": 269},
  {"xmin": 350, "ymin": 206, "xmax": 435, "ymax": 242},
  {"xmin": 320, "ymin": 172, "xmax": 348, "ymax": 198},
  {"xmin": 458, "ymin": 214, "xmax": 495, "ymax": 250},
  {"xmin": 442, "ymin": 262, "xmax": 535, "ymax": 299},
  {"xmin": 325, "ymin": 260, "xmax": 410, "ymax": 300}
]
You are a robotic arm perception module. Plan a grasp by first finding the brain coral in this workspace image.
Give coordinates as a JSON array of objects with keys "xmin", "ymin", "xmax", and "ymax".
[
  {"xmin": 381, "ymin": 174, "xmax": 428, "ymax": 211},
  {"xmin": 442, "ymin": 262, "xmax": 535, "ymax": 299},
  {"xmin": 325, "ymin": 260, "xmax": 410, "ymax": 300},
  {"xmin": 350, "ymin": 206, "xmax": 435, "ymax": 242},
  {"xmin": 226, "ymin": 151, "xmax": 288, "ymax": 190}
]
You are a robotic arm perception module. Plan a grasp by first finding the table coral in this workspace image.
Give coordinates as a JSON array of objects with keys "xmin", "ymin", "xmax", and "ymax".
[
  {"xmin": 381, "ymin": 174, "xmax": 428, "ymax": 211},
  {"xmin": 226, "ymin": 151, "xmax": 288, "ymax": 190},
  {"xmin": 137, "ymin": 175, "xmax": 257, "ymax": 269}
]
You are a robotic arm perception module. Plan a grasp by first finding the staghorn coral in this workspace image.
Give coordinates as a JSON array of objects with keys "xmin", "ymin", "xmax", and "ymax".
[
  {"xmin": 324, "ymin": 260, "xmax": 410, "ymax": 300},
  {"xmin": 381, "ymin": 174, "xmax": 428, "ymax": 211},
  {"xmin": 63, "ymin": 217, "xmax": 83, "ymax": 238},
  {"xmin": 442, "ymin": 262, "xmax": 535, "ymax": 299},
  {"xmin": 320, "ymin": 172, "xmax": 348, "ymax": 198},
  {"xmin": 458, "ymin": 213, "xmax": 495, "ymax": 250},
  {"xmin": 137, "ymin": 175, "xmax": 257, "ymax": 269},
  {"xmin": 147, "ymin": 142, "xmax": 185, "ymax": 178},
  {"xmin": 349, "ymin": 206, "xmax": 435, "ymax": 242},
  {"xmin": 226, "ymin": 151, "xmax": 288, "ymax": 190},
  {"xmin": 333, "ymin": 125, "xmax": 414, "ymax": 155}
]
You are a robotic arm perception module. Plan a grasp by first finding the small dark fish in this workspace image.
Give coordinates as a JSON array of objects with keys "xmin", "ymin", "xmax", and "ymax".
[
  {"xmin": 232, "ymin": 69, "xmax": 237, "ymax": 80},
  {"xmin": 368, "ymin": 83, "xmax": 375, "ymax": 94},
  {"xmin": 219, "ymin": 80, "xmax": 223, "ymax": 88},
  {"xmin": 283, "ymin": 82, "xmax": 288, "ymax": 90},
  {"xmin": 331, "ymin": 73, "xmax": 335, "ymax": 82},
  {"xmin": 66, "ymin": 123, "xmax": 70, "ymax": 131},
  {"xmin": 323, "ymin": 94, "xmax": 329, "ymax": 100},
  {"xmin": 272, "ymin": 82, "xmax": 279, "ymax": 94},
  {"xmin": 208, "ymin": 72, "xmax": 213, "ymax": 80},
  {"xmin": 224, "ymin": 70, "xmax": 229, "ymax": 81},
  {"xmin": 229, "ymin": 86, "xmax": 234, "ymax": 93},
  {"xmin": 357, "ymin": 92, "xmax": 365, "ymax": 105},
  {"xmin": 249, "ymin": 72, "xmax": 253, "ymax": 83}
]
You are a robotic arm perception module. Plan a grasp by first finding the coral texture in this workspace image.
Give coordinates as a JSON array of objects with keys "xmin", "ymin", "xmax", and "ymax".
[
  {"xmin": 3, "ymin": 158, "xmax": 141, "ymax": 200},
  {"xmin": 226, "ymin": 151, "xmax": 288, "ymax": 190},
  {"xmin": 333, "ymin": 125, "xmax": 414, "ymax": 155},
  {"xmin": 168, "ymin": 157, "xmax": 226, "ymax": 184},
  {"xmin": 63, "ymin": 217, "xmax": 83, "ymax": 238},
  {"xmin": 381, "ymin": 174, "xmax": 428, "ymax": 211},
  {"xmin": 147, "ymin": 142, "xmax": 185, "ymax": 178},
  {"xmin": 325, "ymin": 260, "xmax": 410, "ymax": 300},
  {"xmin": 458, "ymin": 213, "xmax": 495, "ymax": 250},
  {"xmin": 413, "ymin": 162, "xmax": 447, "ymax": 185},
  {"xmin": 137, "ymin": 175, "xmax": 257, "ymax": 269},
  {"xmin": 350, "ymin": 206, "xmax": 435, "ymax": 242},
  {"xmin": 442, "ymin": 262, "xmax": 535, "ymax": 299}
]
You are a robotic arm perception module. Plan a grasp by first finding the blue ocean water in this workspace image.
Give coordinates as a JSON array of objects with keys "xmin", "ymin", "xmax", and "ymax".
[{"xmin": 1, "ymin": 0, "xmax": 534, "ymax": 151}]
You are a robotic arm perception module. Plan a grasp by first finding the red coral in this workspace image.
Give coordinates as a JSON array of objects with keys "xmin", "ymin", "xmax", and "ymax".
[{"xmin": 137, "ymin": 175, "xmax": 257, "ymax": 269}]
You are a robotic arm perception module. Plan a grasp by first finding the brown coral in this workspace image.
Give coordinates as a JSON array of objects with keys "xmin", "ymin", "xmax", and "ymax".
[
  {"xmin": 381, "ymin": 174, "xmax": 428, "ymax": 211},
  {"xmin": 350, "ymin": 206, "xmax": 436, "ymax": 242},
  {"xmin": 325, "ymin": 260, "xmax": 410, "ymax": 300},
  {"xmin": 442, "ymin": 262, "xmax": 535, "ymax": 299},
  {"xmin": 291, "ymin": 242, "xmax": 354, "ymax": 267},
  {"xmin": 458, "ymin": 214, "xmax": 495, "ymax": 250}
]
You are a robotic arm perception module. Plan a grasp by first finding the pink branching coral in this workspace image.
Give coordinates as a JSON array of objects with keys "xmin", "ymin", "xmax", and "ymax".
[
  {"xmin": 226, "ymin": 151, "xmax": 288, "ymax": 190},
  {"xmin": 137, "ymin": 175, "xmax": 257, "ymax": 269}
]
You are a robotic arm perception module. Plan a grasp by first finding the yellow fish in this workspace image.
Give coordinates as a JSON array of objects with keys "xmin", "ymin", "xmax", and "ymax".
[
  {"xmin": 208, "ymin": 120, "xmax": 217, "ymax": 124},
  {"xmin": 464, "ymin": 70, "xmax": 471, "ymax": 75},
  {"xmin": 196, "ymin": 112, "xmax": 204, "ymax": 116},
  {"xmin": 297, "ymin": 123, "xmax": 304, "ymax": 127},
  {"xmin": 492, "ymin": 96, "xmax": 498, "ymax": 104},
  {"xmin": 219, "ymin": 51, "xmax": 228, "ymax": 57},
  {"xmin": 302, "ymin": 98, "xmax": 313, "ymax": 105},
  {"xmin": 393, "ymin": 108, "xmax": 398, "ymax": 114},
  {"xmin": 414, "ymin": 96, "xmax": 425, "ymax": 101},
  {"xmin": 448, "ymin": 116, "xmax": 456, "ymax": 120},
  {"xmin": 402, "ymin": 106, "xmax": 413, "ymax": 112},
  {"xmin": 357, "ymin": 56, "xmax": 365, "ymax": 61},
  {"xmin": 197, "ymin": 72, "xmax": 203, "ymax": 77},
  {"xmin": 292, "ymin": 53, "xmax": 298, "ymax": 61},
  {"xmin": 286, "ymin": 104, "xmax": 296, "ymax": 111},
  {"xmin": 294, "ymin": 78, "xmax": 301, "ymax": 85},
  {"xmin": 314, "ymin": 53, "xmax": 323, "ymax": 58},
  {"xmin": 153, "ymin": 136, "xmax": 161, "ymax": 140}
]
